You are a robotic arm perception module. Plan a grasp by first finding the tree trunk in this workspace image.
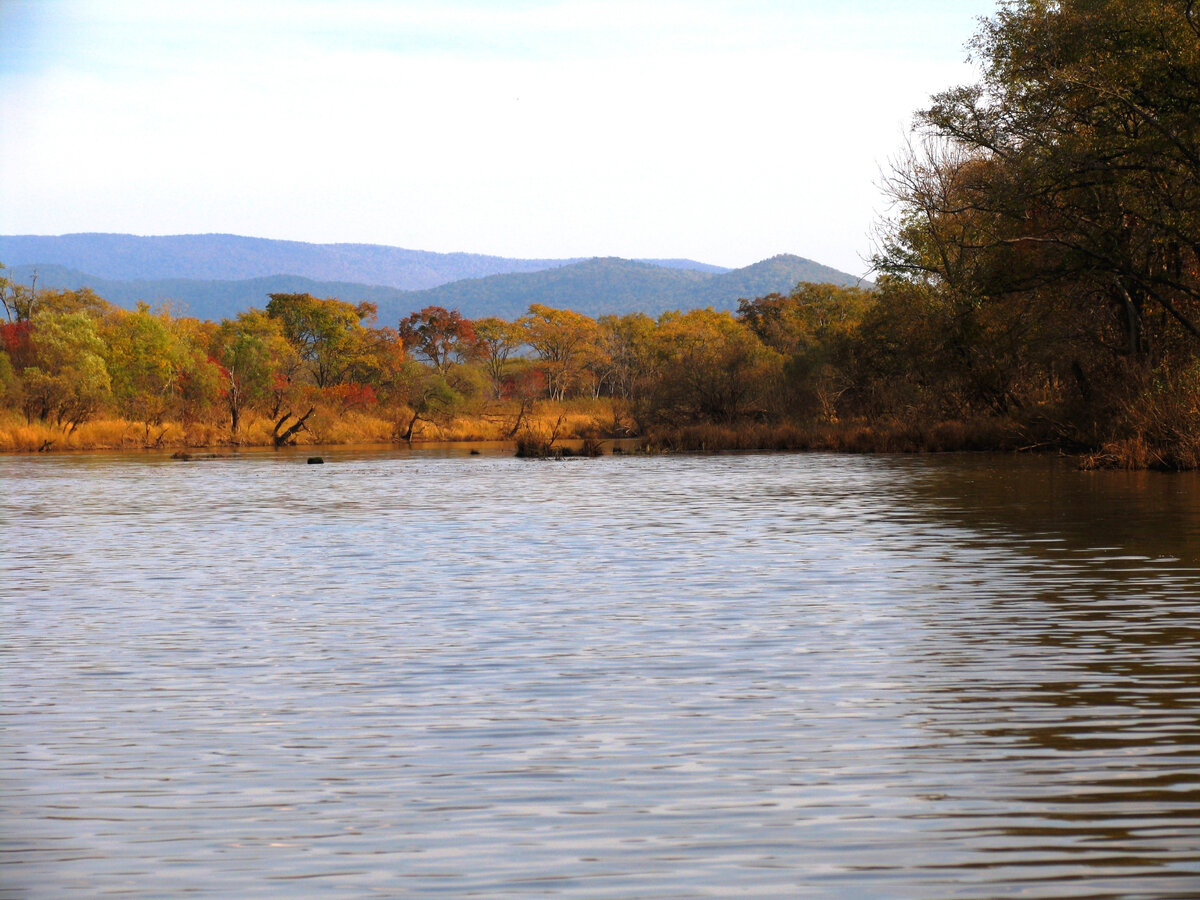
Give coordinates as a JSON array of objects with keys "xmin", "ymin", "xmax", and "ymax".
[{"xmin": 273, "ymin": 406, "xmax": 316, "ymax": 447}]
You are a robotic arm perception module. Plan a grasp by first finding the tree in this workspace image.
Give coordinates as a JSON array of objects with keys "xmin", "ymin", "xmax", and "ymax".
[
  {"xmin": 394, "ymin": 362, "xmax": 461, "ymax": 442},
  {"xmin": 595, "ymin": 313, "xmax": 656, "ymax": 403},
  {"xmin": 211, "ymin": 310, "xmax": 292, "ymax": 438},
  {"xmin": 0, "ymin": 262, "xmax": 39, "ymax": 323},
  {"xmin": 739, "ymin": 284, "xmax": 875, "ymax": 420},
  {"xmin": 397, "ymin": 306, "xmax": 478, "ymax": 375},
  {"xmin": 19, "ymin": 310, "xmax": 112, "ymax": 431},
  {"xmin": 882, "ymin": 0, "xmax": 1200, "ymax": 366},
  {"xmin": 520, "ymin": 304, "xmax": 599, "ymax": 401},
  {"xmin": 102, "ymin": 303, "xmax": 186, "ymax": 428},
  {"xmin": 266, "ymin": 293, "xmax": 376, "ymax": 388},
  {"xmin": 472, "ymin": 316, "xmax": 523, "ymax": 398},
  {"xmin": 642, "ymin": 308, "xmax": 782, "ymax": 425},
  {"xmin": 170, "ymin": 316, "xmax": 223, "ymax": 427}
]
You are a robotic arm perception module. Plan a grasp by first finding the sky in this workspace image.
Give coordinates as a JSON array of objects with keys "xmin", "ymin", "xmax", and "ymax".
[{"xmin": 0, "ymin": 0, "xmax": 998, "ymax": 275}]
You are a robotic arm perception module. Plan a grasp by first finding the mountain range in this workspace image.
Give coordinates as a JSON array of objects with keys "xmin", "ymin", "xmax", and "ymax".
[{"xmin": 1, "ymin": 233, "xmax": 871, "ymax": 323}]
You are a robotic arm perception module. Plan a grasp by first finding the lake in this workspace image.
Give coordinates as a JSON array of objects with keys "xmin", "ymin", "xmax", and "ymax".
[{"xmin": 3, "ymin": 448, "xmax": 1199, "ymax": 898}]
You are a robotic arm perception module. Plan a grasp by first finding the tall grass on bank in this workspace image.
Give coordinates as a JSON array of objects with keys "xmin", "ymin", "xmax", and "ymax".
[
  {"xmin": 637, "ymin": 418, "xmax": 1029, "ymax": 455},
  {"xmin": 0, "ymin": 400, "xmax": 625, "ymax": 453},
  {"xmin": 5, "ymin": 402, "xmax": 1196, "ymax": 468},
  {"xmin": 1080, "ymin": 363, "xmax": 1200, "ymax": 471}
]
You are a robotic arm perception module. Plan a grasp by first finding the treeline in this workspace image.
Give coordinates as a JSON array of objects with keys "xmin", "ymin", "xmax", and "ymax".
[
  {"xmin": 3, "ymin": 0, "xmax": 1199, "ymax": 467},
  {"xmin": 0, "ymin": 262, "xmax": 1195, "ymax": 466},
  {"xmin": 0, "ymin": 276, "xmax": 880, "ymax": 450},
  {"xmin": 866, "ymin": 0, "xmax": 1200, "ymax": 469}
]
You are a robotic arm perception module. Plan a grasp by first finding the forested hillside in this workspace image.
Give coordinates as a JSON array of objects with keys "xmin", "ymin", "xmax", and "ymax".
[
  {"xmin": 4, "ymin": 254, "xmax": 859, "ymax": 323},
  {"xmin": 394, "ymin": 255, "xmax": 862, "ymax": 320}
]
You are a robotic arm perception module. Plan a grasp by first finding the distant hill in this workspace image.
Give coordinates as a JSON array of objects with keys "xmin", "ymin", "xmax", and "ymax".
[
  {"xmin": 11, "ymin": 254, "xmax": 869, "ymax": 324},
  {"xmin": 0, "ymin": 233, "xmax": 724, "ymax": 290},
  {"xmin": 400, "ymin": 255, "xmax": 866, "ymax": 320},
  {"xmin": 2, "ymin": 233, "xmax": 871, "ymax": 323},
  {"xmin": 6, "ymin": 265, "xmax": 414, "ymax": 323}
]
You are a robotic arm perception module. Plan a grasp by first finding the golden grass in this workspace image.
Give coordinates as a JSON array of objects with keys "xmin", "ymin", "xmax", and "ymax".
[
  {"xmin": 9, "ymin": 403, "xmax": 1194, "ymax": 469},
  {"xmin": 0, "ymin": 400, "xmax": 627, "ymax": 454}
]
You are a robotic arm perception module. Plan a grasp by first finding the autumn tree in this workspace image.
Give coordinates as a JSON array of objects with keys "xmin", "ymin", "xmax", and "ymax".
[
  {"xmin": 397, "ymin": 306, "xmax": 478, "ymax": 375},
  {"xmin": 740, "ymin": 284, "xmax": 875, "ymax": 420},
  {"xmin": 472, "ymin": 316, "xmax": 524, "ymax": 398},
  {"xmin": 521, "ymin": 304, "xmax": 600, "ymax": 401},
  {"xmin": 641, "ymin": 308, "xmax": 782, "ymax": 425},
  {"xmin": 880, "ymin": 0, "xmax": 1200, "ymax": 371}
]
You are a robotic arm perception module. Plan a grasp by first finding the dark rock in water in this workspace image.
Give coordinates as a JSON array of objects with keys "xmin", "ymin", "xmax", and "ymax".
[
  {"xmin": 308, "ymin": 457, "xmax": 325, "ymax": 464},
  {"xmin": 469, "ymin": 449, "xmax": 481, "ymax": 456}
]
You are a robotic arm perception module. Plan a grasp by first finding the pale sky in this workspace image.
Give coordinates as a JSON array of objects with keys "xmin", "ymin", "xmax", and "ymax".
[{"xmin": 0, "ymin": 0, "xmax": 997, "ymax": 275}]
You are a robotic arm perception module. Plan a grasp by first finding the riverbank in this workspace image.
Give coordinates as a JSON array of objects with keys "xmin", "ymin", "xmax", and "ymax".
[
  {"xmin": 0, "ymin": 404, "xmax": 612, "ymax": 454},
  {"xmin": 4, "ymin": 408, "xmax": 1196, "ymax": 470}
]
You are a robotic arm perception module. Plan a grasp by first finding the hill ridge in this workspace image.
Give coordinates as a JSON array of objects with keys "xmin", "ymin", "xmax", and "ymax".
[
  {"xmin": 0, "ymin": 233, "xmax": 727, "ymax": 289},
  {"xmin": 8, "ymin": 254, "xmax": 869, "ymax": 323}
]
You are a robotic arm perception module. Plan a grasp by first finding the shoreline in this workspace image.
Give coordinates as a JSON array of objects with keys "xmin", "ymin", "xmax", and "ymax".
[{"xmin": 2, "ymin": 414, "xmax": 1193, "ymax": 470}]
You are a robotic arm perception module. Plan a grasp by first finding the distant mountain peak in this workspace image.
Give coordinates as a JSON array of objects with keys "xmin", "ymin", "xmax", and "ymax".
[{"xmin": 1, "ymin": 232, "xmax": 868, "ymax": 323}]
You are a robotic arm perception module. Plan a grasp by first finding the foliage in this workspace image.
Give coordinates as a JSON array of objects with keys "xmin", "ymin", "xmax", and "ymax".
[
  {"xmin": 640, "ymin": 309, "xmax": 783, "ymax": 426},
  {"xmin": 266, "ymin": 292, "xmax": 377, "ymax": 388},
  {"xmin": 521, "ymin": 305, "xmax": 600, "ymax": 401},
  {"xmin": 398, "ymin": 306, "xmax": 477, "ymax": 374},
  {"xmin": 211, "ymin": 310, "xmax": 291, "ymax": 437},
  {"xmin": 19, "ymin": 310, "xmax": 112, "ymax": 431}
]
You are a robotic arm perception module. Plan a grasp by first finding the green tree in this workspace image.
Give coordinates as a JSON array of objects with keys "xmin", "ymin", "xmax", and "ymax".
[
  {"xmin": 266, "ymin": 293, "xmax": 377, "ymax": 388},
  {"xmin": 20, "ymin": 310, "xmax": 112, "ymax": 431},
  {"xmin": 211, "ymin": 310, "xmax": 293, "ymax": 438},
  {"xmin": 102, "ymin": 303, "xmax": 185, "ymax": 427}
]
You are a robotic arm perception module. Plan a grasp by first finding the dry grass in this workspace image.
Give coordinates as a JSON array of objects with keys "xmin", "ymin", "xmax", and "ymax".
[
  {"xmin": 637, "ymin": 417, "xmax": 1028, "ymax": 455},
  {"xmin": 8, "ymin": 399, "xmax": 1195, "ymax": 469},
  {"xmin": 1081, "ymin": 434, "xmax": 1200, "ymax": 471},
  {"xmin": 0, "ymin": 400, "xmax": 628, "ymax": 454},
  {"xmin": 1079, "ymin": 362, "xmax": 1200, "ymax": 471}
]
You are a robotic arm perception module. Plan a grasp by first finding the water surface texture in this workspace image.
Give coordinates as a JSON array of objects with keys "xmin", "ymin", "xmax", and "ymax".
[{"xmin": 3, "ymin": 449, "xmax": 1200, "ymax": 898}]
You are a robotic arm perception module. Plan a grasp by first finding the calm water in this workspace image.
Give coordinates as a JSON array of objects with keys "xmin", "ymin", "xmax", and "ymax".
[{"xmin": 3, "ymin": 448, "xmax": 1199, "ymax": 898}]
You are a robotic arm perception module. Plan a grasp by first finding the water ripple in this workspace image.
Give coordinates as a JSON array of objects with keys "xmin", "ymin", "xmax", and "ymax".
[{"xmin": 2, "ymin": 449, "xmax": 1199, "ymax": 898}]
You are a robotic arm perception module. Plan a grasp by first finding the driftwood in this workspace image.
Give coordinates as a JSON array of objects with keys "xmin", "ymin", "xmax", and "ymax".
[{"xmin": 273, "ymin": 406, "xmax": 316, "ymax": 448}]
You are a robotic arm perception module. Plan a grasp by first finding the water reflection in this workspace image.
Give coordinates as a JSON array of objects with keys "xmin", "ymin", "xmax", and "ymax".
[{"xmin": 2, "ymin": 450, "xmax": 1198, "ymax": 898}]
